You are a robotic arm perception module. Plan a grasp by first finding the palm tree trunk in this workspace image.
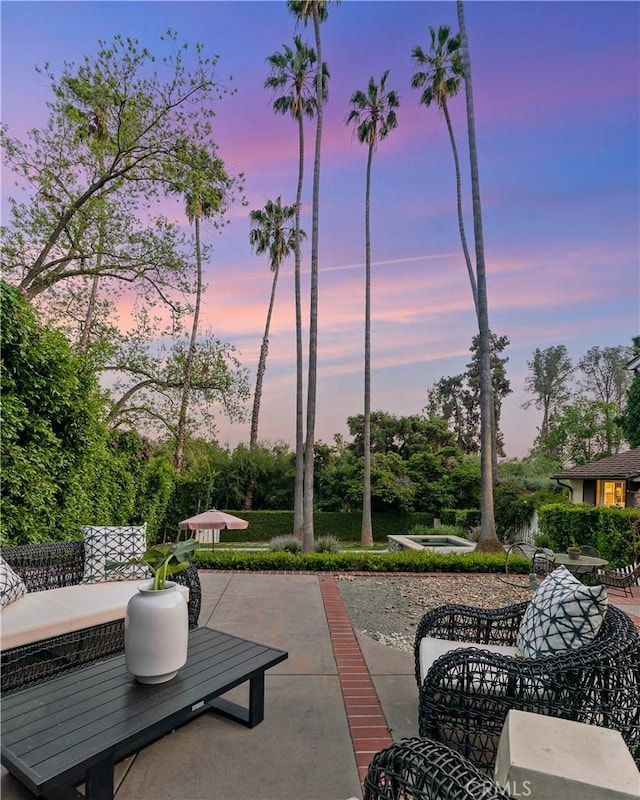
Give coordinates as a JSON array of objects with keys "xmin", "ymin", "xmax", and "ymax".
[
  {"xmin": 457, "ymin": 0, "xmax": 500, "ymax": 550},
  {"xmin": 303, "ymin": 4, "xmax": 323, "ymax": 553},
  {"xmin": 174, "ymin": 215, "xmax": 203, "ymax": 473},
  {"xmin": 293, "ymin": 109, "xmax": 306, "ymax": 539},
  {"xmin": 361, "ymin": 141, "xmax": 374, "ymax": 548},
  {"xmin": 442, "ymin": 100, "xmax": 478, "ymax": 316},
  {"xmin": 243, "ymin": 263, "xmax": 281, "ymax": 509}
]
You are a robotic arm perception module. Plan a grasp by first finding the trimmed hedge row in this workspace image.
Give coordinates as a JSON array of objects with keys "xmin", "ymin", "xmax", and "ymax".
[
  {"xmin": 193, "ymin": 549, "xmax": 531, "ymax": 574},
  {"xmin": 218, "ymin": 511, "xmax": 435, "ymax": 543},
  {"xmin": 538, "ymin": 503, "xmax": 640, "ymax": 568}
]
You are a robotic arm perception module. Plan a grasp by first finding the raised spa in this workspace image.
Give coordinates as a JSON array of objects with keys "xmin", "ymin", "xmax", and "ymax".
[{"xmin": 387, "ymin": 534, "xmax": 476, "ymax": 554}]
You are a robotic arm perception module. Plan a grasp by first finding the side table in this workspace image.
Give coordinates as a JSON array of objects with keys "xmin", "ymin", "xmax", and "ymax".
[{"xmin": 494, "ymin": 710, "xmax": 639, "ymax": 800}]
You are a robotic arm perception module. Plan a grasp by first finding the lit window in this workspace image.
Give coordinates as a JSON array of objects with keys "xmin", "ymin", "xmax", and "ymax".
[{"xmin": 598, "ymin": 480, "xmax": 626, "ymax": 507}]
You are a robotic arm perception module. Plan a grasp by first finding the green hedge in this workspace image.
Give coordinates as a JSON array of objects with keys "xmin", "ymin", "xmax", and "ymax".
[
  {"xmin": 439, "ymin": 508, "xmax": 481, "ymax": 528},
  {"xmin": 193, "ymin": 548, "xmax": 530, "ymax": 574},
  {"xmin": 538, "ymin": 503, "xmax": 640, "ymax": 568},
  {"xmin": 217, "ymin": 511, "xmax": 435, "ymax": 543}
]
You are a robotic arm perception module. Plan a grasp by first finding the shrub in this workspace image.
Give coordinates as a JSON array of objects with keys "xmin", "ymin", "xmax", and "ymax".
[
  {"xmin": 268, "ymin": 535, "xmax": 302, "ymax": 554},
  {"xmin": 314, "ymin": 535, "xmax": 340, "ymax": 553},
  {"xmin": 493, "ymin": 482, "xmax": 535, "ymax": 542},
  {"xmin": 440, "ymin": 508, "xmax": 481, "ymax": 528},
  {"xmin": 193, "ymin": 548, "xmax": 529, "ymax": 574}
]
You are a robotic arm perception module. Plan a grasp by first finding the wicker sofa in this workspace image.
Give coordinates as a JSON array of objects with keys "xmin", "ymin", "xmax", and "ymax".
[
  {"xmin": 1, "ymin": 540, "xmax": 202, "ymax": 694},
  {"xmin": 414, "ymin": 601, "xmax": 640, "ymax": 772}
]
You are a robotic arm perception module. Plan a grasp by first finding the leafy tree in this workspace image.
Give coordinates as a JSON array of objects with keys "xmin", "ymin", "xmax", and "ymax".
[
  {"xmin": 346, "ymin": 411, "xmax": 456, "ymax": 459},
  {"xmin": 577, "ymin": 345, "xmax": 632, "ymax": 455},
  {"xmin": 346, "ymin": 70, "xmax": 399, "ymax": 546},
  {"xmin": 288, "ymin": 0, "xmax": 335, "ymax": 552},
  {"xmin": 244, "ymin": 197, "xmax": 302, "ymax": 509},
  {"xmin": 412, "ymin": 25, "xmax": 477, "ymax": 314},
  {"xmin": 265, "ymin": 35, "xmax": 327, "ymax": 540},
  {"xmin": 456, "ymin": 0, "xmax": 498, "ymax": 550},
  {"xmin": 106, "ymin": 331, "xmax": 250, "ymax": 444},
  {"xmin": 1, "ymin": 32, "xmax": 228, "ymax": 309},
  {"xmin": 621, "ymin": 337, "xmax": 640, "ymax": 447},
  {"xmin": 523, "ymin": 345, "xmax": 574, "ymax": 441},
  {"xmin": 578, "ymin": 345, "xmax": 632, "ymax": 406},
  {"xmin": 540, "ymin": 398, "xmax": 624, "ymax": 464},
  {"xmin": 426, "ymin": 333, "xmax": 510, "ymax": 458}
]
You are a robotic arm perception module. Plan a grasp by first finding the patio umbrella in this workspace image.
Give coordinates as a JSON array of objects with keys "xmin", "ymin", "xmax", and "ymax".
[{"xmin": 178, "ymin": 508, "xmax": 249, "ymax": 547}]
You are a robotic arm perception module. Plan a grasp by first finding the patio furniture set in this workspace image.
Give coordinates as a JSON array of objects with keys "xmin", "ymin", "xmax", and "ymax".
[
  {"xmin": 2, "ymin": 535, "xmax": 639, "ymax": 800},
  {"xmin": 364, "ymin": 557, "xmax": 640, "ymax": 799},
  {"xmin": 0, "ymin": 535, "xmax": 288, "ymax": 800}
]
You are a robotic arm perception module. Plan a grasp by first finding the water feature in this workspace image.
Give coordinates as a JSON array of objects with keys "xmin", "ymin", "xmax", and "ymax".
[{"xmin": 387, "ymin": 534, "xmax": 475, "ymax": 554}]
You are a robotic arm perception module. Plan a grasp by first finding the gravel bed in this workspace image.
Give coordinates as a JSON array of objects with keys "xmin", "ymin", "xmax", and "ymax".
[{"xmin": 337, "ymin": 573, "xmax": 534, "ymax": 653}]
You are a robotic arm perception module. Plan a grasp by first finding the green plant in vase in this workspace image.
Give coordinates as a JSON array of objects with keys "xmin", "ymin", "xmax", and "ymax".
[{"xmin": 108, "ymin": 539, "xmax": 199, "ymax": 590}]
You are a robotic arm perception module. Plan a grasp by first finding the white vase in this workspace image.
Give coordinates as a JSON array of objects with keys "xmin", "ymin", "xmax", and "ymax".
[{"xmin": 124, "ymin": 580, "xmax": 189, "ymax": 684}]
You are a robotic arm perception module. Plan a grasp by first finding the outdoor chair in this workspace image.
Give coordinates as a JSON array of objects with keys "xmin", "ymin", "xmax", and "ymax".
[
  {"xmin": 363, "ymin": 737, "xmax": 511, "ymax": 800},
  {"xmin": 414, "ymin": 599, "xmax": 640, "ymax": 772},
  {"xmin": 579, "ymin": 545, "xmax": 601, "ymax": 558},
  {"xmin": 599, "ymin": 562, "xmax": 640, "ymax": 598},
  {"xmin": 504, "ymin": 541, "xmax": 555, "ymax": 579},
  {"xmin": 1, "ymin": 540, "xmax": 202, "ymax": 693}
]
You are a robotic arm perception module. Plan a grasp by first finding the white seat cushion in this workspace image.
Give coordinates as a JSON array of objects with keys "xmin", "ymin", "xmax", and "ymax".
[
  {"xmin": 1, "ymin": 581, "xmax": 188, "ymax": 651},
  {"xmin": 419, "ymin": 636, "xmax": 521, "ymax": 683}
]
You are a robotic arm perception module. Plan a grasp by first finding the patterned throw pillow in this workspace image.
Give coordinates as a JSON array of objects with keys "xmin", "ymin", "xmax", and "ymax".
[
  {"xmin": 82, "ymin": 525, "xmax": 152, "ymax": 584},
  {"xmin": 0, "ymin": 555, "xmax": 27, "ymax": 608},
  {"xmin": 517, "ymin": 565, "xmax": 608, "ymax": 658}
]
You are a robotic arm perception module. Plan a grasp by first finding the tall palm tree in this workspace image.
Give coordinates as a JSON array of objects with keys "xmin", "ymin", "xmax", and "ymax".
[
  {"xmin": 412, "ymin": 26, "xmax": 504, "ymax": 483},
  {"xmin": 174, "ymin": 158, "xmax": 227, "ymax": 473},
  {"xmin": 265, "ymin": 35, "xmax": 327, "ymax": 539},
  {"xmin": 456, "ymin": 0, "xmax": 500, "ymax": 550},
  {"xmin": 243, "ymin": 197, "xmax": 303, "ymax": 509},
  {"xmin": 288, "ymin": 0, "xmax": 334, "ymax": 552},
  {"xmin": 411, "ymin": 26, "xmax": 477, "ymax": 316},
  {"xmin": 345, "ymin": 71, "xmax": 399, "ymax": 547}
]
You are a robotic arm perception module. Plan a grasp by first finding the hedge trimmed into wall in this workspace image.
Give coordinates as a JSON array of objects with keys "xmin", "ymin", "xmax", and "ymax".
[
  {"xmin": 538, "ymin": 503, "xmax": 640, "ymax": 568},
  {"xmin": 194, "ymin": 548, "xmax": 530, "ymax": 574},
  {"xmin": 217, "ymin": 511, "xmax": 435, "ymax": 543}
]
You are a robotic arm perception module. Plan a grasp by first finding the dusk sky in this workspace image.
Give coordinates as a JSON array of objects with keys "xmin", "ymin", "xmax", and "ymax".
[{"xmin": 2, "ymin": 1, "xmax": 639, "ymax": 459}]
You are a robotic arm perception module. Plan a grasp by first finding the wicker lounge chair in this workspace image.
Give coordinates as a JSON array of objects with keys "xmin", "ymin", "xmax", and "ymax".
[
  {"xmin": 363, "ymin": 737, "xmax": 511, "ymax": 800},
  {"xmin": 1, "ymin": 540, "xmax": 202, "ymax": 693},
  {"xmin": 414, "ymin": 601, "xmax": 640, "ymax": 772}
]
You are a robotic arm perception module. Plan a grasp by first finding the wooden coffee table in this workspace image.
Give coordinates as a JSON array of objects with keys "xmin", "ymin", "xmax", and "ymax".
[{"xmin": 2, "ymin": 627, "xmax": 288, "ymax": 800}]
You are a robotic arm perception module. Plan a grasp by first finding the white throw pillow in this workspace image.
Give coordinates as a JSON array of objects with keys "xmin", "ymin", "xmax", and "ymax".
[
  {"xmin": 82, "ymin": 525, "xmax": 152, "ymax": 583},
  {"xmin": 517, "ymin": 565, "xmax": 608, "ymax": 658},
  {"xmin": 0, "ymin": 555, "xmax": 27, "ymax": 608}
]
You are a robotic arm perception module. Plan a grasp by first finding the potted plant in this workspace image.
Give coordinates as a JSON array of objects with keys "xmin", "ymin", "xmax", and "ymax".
[
  {"xmin": 567, "ymin": 545, "xmax": 581, "ymax": 561},
  {"xmin": 109, "ymin": 538, "xmax": 199, "ymax": 684}
]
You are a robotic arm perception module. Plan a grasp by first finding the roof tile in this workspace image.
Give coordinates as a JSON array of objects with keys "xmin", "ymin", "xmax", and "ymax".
[{"xmin": 552, "ymin": 448, "xmax": 640, "ymax": 480}]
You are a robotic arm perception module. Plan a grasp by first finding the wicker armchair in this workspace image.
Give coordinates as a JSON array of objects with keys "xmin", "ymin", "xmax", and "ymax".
[
  {"xmin": 414, "ymin": 602, "xmax": 640, "ymax": 773},
  {"xmin": 363, "ymin": 738, "xmax": 511, "ymax": 800},
  {"xmin": 1, "ymin": 540, "xmax": 202, "ymax": 693}
]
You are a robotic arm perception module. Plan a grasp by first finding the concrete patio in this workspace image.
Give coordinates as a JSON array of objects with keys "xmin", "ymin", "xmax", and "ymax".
[{"xmin": 2, "ymin": 571, "xmax": 637, "ymax": 800}]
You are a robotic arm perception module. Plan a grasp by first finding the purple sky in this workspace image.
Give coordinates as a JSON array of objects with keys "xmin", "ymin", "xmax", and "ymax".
[{"xmin": 2, "ymin": 1, "xmax": 639, "ymax": 458}]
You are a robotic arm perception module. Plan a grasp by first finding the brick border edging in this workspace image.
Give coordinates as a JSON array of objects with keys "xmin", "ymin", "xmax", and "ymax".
[{"xmin": 317, "ymin": 574, "xmax": 393, "ymax": 788}]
